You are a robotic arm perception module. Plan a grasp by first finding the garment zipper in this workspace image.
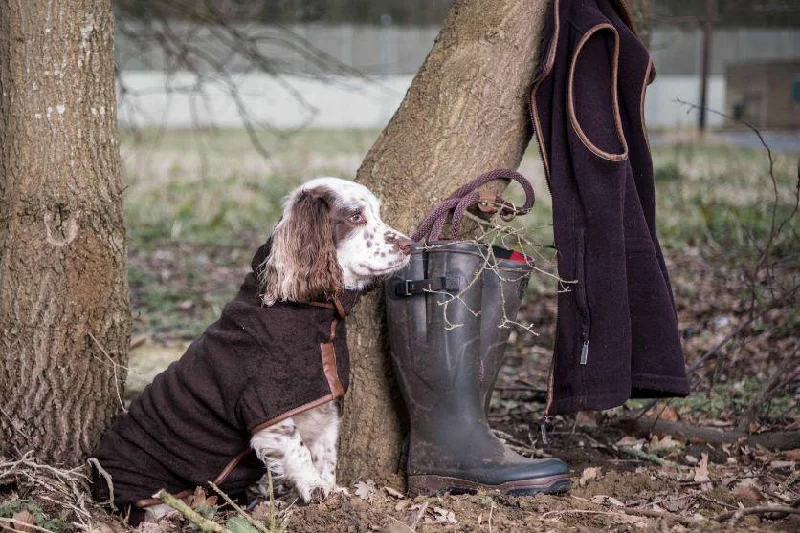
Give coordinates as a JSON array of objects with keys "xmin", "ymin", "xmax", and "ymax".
[{"xmin": 575, "ymin": 230, "xmax": 592, "ymax": 366}]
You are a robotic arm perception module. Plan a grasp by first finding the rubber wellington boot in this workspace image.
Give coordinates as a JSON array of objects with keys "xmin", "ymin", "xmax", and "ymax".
[
  {"xmin": 386, "ymin": 242, "xmax": 571, "ymax": 496},
  {"xmin": 478, "ymin": 248, "xmax": 535, "ymax": 414}
]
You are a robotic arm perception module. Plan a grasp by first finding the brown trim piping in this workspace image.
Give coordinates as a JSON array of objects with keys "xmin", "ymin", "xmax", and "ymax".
[
  {"xmin": 250, "ymin": 393, "xmax": 338, "ymax": 434},
  {"xmin": 567, "ymin": 23, "xmax": 628, "ymax": 162},
  {"xmin": 333, "ymin": 297, "xmax": 346, "ymax": 318},
  {"xmin": 134, "ymin": 449, "xmax": 254, "ymax": 508},
  {"xmin": 328, "ymin": 319, "xmax": 338, "ymax": 342},
  {"xmin": 306, "ymin": 298, "xmax": 346, "ymax": 318},
  {"xmin": 321, "ymin": 342, "xmax": 345, "ymax": 397},
  {"xmin": 213, "ymin": 449, "xmax": 252, "ymax": 486},
  {"xmin": 305, "ymin": 301, "xmax": 335, "ymax": 310}
]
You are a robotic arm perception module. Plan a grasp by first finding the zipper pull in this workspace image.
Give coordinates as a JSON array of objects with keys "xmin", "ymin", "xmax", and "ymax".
[
  {"xmin": 540, "ymin": 415, "xmax": 552, "ymax": 454},
  {"xmin": 580, "ymin": 340, "xmax": 589, "ymax": 365}
]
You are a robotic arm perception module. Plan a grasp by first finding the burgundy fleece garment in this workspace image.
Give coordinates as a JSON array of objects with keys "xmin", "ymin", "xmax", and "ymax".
[
  {"xmin": 531, "ymin": 0, "xmax": 690, "ymax": 415},
  {"xmin": 92, "ymin": 242, "xmax": 359, "ymax": 509}
]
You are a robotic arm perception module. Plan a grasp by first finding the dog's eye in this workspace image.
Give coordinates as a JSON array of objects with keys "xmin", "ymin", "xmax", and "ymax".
[{"xmin": 349, "ymin": 212, "xmax": 366, "ymax": 225}]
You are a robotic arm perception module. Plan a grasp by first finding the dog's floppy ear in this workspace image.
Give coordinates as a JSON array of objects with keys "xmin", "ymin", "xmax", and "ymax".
[{"xmin": 260, "ymin": 187, "xmax": 343, "ymax": 305}]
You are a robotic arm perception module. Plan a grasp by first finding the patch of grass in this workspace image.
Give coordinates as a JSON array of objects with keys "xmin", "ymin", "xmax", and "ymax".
[
  {"xmin": 651, "ymin": 143, "xmax": 798, "ymax": 251},
  {"xmin": 669, "ymin": 379, "xmax": 795, "ymax": 421},
  {"xmin": 0, "ymin": 499, "xmax": 73, "ymax": 532}
]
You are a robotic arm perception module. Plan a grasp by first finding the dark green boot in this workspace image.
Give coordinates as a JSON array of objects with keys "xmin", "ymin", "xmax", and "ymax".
[
  {"xmin": 478, "ymin": 248, "xmax": 535, "ymax": 414},
  {"xmin": 386, "ymin": 243, "xmax": 570, "ymax": 496}
]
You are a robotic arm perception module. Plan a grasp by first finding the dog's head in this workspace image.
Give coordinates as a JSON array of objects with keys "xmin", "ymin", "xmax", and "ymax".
[{"xmin": 260, "ymin": 177, "xmax": 413, "ymax": 305}]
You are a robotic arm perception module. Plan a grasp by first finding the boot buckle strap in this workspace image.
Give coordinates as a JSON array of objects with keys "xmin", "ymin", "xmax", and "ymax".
[{"xmin": 396, "ymin": 277, "xmax": 461, "ymax": 297}]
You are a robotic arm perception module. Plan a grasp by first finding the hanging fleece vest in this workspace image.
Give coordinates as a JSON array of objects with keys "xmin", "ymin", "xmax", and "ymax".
[
  {"xmin": 91, "ymin": 242, "xmax": 359, "ymax": 510},
  {"xmin": 531, "ymin": 0, "xmax": 690, "ymax": 415}
]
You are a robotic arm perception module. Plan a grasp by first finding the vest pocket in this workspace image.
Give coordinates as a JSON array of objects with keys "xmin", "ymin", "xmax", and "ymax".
[{"xmin": 567, "ymin": 23, "xmax": 628, "ymax": 162}]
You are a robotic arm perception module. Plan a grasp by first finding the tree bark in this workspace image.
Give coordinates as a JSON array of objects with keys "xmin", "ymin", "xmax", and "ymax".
[
  {"xmin": 339, "ymin": 0, "xmax": 551, "ymax": 485},
  {"xmin": 0, "ymin": 1, "xmax": 130, "ymax": 466}
]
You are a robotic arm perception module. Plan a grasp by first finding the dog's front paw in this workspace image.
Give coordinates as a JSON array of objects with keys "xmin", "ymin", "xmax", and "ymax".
[{"xmin": 295, "ymin": 477, "xmax": 329, "ymax": 503}]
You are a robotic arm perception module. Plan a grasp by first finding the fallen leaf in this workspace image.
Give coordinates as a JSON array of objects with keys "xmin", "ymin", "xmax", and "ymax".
[
  {"xmin": 11, "ymin": 510, "xmax": 35, "ymax": 533},
  {"xmin": 768, "ymin": 460, "xmax": 795, "ymax": 469},
  {"xmin": 383, "ymin": 486, "xmax": 405, "ymax": 499},
  {"xmin": 579, "ymin": 466, "xmax": 601, "ymax": 487},
  {"xmin": 648, "ymin": 435, "xmax": 683, "ymax": 454},
  {"xmin": 176, "ymin": 299, "xmax": 194, "ymax": 310},
  {"xmin": 693, "ymin": 453, "xmax": 710, "ymax": 483},
  {"xmin": 354, "ymin": 479, "xmax": 380, "ymax": 502},
  {"xmin": 251, "ymin": 502, "xmax": 273, "ymax": 521},
  {"xmin": 732, "ymin": 479, "xmax": 764, "ymax": 502},
  {"xmin": 188, "ymin": 486, "xmax": 217, "ymax": 509},
  {"xmin": 431, "ymin": 506, "xmax": 457, "ymax": 524},
  {"xmin": 616, "ymin": 436, "xmax": 646, "ymax": 450},
  {"xmin": 659, "ymin": 405, "xmax": 681, "ymax": 421}
]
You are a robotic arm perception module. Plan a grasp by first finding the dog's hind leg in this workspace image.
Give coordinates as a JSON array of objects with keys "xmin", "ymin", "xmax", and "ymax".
[
  {"xmin": 294, "ymin": 401, "xmax": 345, "ymax": 494},
  {"xmin": 251, "ymin": 418, "xmax": 328, "ymax": 502}
]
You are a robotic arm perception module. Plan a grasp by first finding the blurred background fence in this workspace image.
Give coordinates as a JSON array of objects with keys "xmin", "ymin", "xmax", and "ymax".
[{"xmin": 115, "ymin": 0, "xmax": 800, "ymax": 131}]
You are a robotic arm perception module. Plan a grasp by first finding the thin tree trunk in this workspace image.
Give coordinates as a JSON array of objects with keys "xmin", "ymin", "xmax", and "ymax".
[
  {"xmin": 338, "ymin": 0, "xmax": 551, "ymax": 485},
  {"xmin": 0, "ymin": 1, "xmax": 130, "ymax": 466}
]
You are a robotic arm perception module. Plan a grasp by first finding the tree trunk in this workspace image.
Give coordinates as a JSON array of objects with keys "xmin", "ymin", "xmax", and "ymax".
[
  {"xmin": 339, "ymin": 0, "xmax": 551, "ymax": 485},
  {"xmin": 0, "ymin": 1, "xmax": 130, "ymax": 466},
  {"xmin": 629, "ymin": 0, "xmax": 653, "ymax": 47}
]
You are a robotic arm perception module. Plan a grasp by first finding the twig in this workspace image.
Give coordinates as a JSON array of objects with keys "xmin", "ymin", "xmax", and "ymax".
[
  {"xmin": 88, "ymin": 331, "xmax": 127, "ymax": 413},
  {"xmin": 737, "ymin": 344, "xmax": 799, "ymax": 432},
  {"xmin": 618, "ymin": 417, "xmax": 800, "ymax": 450},
  {"xmin": 621, "ymin": 507, "xmax": 693, "ymax": 525},
  {"xmin": 409, "ymin": 501, "xmax": 428, "ymax": 530},
  {"xmin": 715, "ymin": 506, "xmax": 800, "ymax": 522},
  {"xmin": 687, "ymin": 285, "xmax": 798, "ymax": 374},
  {"xmin": 208, "ymin": 481, "xmax": 271, "ymax": 533},
  {"xmin": 541, "ymin": 508, "xmax": 635, "ymax": 521},
  {"xmin": 155, "ymin": 489, "xmax": 230, "ymax": 533},
  {"xmin": 0, "ymin": 404, "xmax": 29, "ymax": 439},
  {"xmin": 86, "ymin": 458, "xmax": 115, "ymax": 510},
  {"xmin": 618, "ymin": 446, "xmax": 679, "ymax": 468},
  {"xmin": 0, "ymin": 517, "xmax": 58, "ymax": 533}
]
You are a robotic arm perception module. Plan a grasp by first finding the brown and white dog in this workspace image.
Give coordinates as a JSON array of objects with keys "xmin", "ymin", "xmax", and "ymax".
[
  {"xmin": 92, "ymin": 177, "xmax": 412, "ymax": 521},
  {"xmin": 252, "ymin": 177, "xmax": 413, "ymax": 501}
]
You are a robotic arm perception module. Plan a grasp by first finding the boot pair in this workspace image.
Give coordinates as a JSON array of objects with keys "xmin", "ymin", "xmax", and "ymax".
[{"xmin": 386, "ymin": 242, "xmax": 571, "ymax": 496}]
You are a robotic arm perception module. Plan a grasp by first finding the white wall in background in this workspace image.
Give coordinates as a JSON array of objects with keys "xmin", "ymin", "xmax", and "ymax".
[{"xmin": 118, "ymin": 73, "xmax": 726, "ymax": 130}]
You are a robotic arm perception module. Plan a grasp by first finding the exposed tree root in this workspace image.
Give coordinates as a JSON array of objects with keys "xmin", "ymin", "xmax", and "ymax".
[{"xmin": 619, "ymin": 417, "xmax": 800, "ymax": 450}]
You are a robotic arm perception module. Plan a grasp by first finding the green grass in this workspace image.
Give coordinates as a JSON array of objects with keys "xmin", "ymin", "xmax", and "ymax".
[
  {"xmin": 123, "ymin": 128, "xmax": 381, "ymax": 249},
  {"xmin": 123, "ymin": 127, "xmax": 798, "ymax": 253},
  {"xmin": 649, "ymin": 141, "xmax": 798, "ymax": 252},
  {"xmin": 626, "ymin": 377, "xmax": 796, "ymax": 422}
]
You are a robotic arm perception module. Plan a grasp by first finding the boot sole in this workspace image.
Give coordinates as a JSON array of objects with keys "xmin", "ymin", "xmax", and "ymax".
[{"xmin": 408, "ymin": 474, "xmax": 571, "ymax": 497}]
